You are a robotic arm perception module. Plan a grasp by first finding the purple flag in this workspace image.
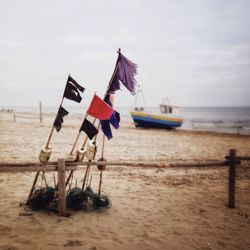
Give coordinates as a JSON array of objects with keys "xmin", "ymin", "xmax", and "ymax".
[{"xmin": 108, "ymin": 52, "xmax": 137, "ymax": 95}]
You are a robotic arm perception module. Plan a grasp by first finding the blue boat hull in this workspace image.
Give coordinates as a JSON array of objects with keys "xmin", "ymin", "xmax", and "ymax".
[{"xmin": 130, "ymin": 111, "xmax": 183, "ymax": 129}]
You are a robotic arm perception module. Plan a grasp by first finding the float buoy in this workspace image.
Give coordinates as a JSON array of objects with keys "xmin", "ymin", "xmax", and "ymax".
[
  {"xmin": 39, "ymin": 147, "xmax": 52, "ymax": 164},
  {"xmin": 97, "ymin": 157, "xmax": 107, "ymax": 171},
  {"xmin": 86, "ymin": 141, "xmax": 97, "ymax": 161}
]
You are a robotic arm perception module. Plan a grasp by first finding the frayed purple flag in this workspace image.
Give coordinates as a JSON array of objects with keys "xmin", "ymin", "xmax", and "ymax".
[{"xmin": 108, "ymin": 52, "xmax": 137, "ymax": 95}]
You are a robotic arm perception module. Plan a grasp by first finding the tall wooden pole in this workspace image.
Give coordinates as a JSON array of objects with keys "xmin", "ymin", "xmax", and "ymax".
[
  {"xmin": 27, "ymin": 171, "xmax": 40, "ymax": 202},
  {"xmin": 68, "ymin": 114, "xmax": 88, "ymax": 156},
  {"xmin": 81, "ymin": 122, "xmax": 100, "ymax": 191},
  {"xmin": 98, "ymin": 134, "xmax": 105, "ymax": 195},
  {"xmin": 80, "ymin": 49, "xmax": 121, "ymax": 191},
  {"xmin": 45, "ymin": 97, "xmax": 64, "ymax": 149},
  {"xmin": 69, "ymin": 132, "xmax": 81, "ymax": 156},
  {"xmin": 228, "ymin": 149, "xmax": 236, "ymax": 208},
  {"xmin": 98, "ymin": 171, "xmax": 103, "ymax": 195},
  {"xmin": 82, "ymin": 161, "xmax": 91, "ymax": 191},
  {"xmin": 39, "ymin": 101, "xmax": 42, "ymax": 124}
]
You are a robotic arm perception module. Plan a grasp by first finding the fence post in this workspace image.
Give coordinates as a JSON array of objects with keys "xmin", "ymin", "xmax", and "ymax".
[
  {"xmin": 13, "ymin": 114, "xmax": 16, "ymax": 122},
  {"xmin": 58, "ymin": 158, "xmax": 67, "ymax": 216},
  {"xmin": 39, "ymin": 101, "xmax": 42, "ymax": 124},
  {"xmin": 228, "ymin": 149, "xmax": 236, "ymax": 208}
]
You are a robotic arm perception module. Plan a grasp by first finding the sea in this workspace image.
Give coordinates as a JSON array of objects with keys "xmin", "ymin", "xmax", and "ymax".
[{"xmin": 2, "ymin": 106, "xmax": 250, "ymax": 135}]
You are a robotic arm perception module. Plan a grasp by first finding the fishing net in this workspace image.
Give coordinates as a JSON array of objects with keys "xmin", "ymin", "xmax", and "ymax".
[
  {"xmin": 66, "ymin": 186, "xmax": 111, "ymax": 211},
  {"xmin": 66, "ymin": 187, "xmax": 88, "ymax": 210},
  {"xmin": 27, "ymin": 186, "xmax": 55, "ymax": 210},
  {"xmin": 83, "ymin": 186, "xmax": 111, "ymax": 210}
]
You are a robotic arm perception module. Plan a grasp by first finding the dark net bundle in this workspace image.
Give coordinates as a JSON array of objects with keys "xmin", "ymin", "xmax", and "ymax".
[
  {"xmin": 27, "ymin": 187, "xmax": 55, "ymax": 210},
  {"xmin": 66, "ymin": 187, "xmax": 88, "ymax": 210},
  {"xmin": 83, "ymin": 186, "xmax": 111, "ymax": 209}
]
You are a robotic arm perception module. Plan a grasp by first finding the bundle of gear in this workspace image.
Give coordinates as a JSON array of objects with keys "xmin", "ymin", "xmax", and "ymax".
[{"xmin": 24, "ymin": 49, "xmax": 138, "ymax": 216}]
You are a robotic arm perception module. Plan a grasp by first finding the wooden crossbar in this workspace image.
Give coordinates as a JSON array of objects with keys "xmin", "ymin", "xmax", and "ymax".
[
  {"xmin": 0, "ymin": 149, "xmax": 249, "ymax": 216},
  {"xmin": 0, "ymin": 160, "xmax": 232, "ymax": 172}
]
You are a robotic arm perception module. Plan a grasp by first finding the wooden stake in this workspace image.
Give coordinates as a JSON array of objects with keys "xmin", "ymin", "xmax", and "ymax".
[
  {"xmin": 228, "ymin": 149, "xmax": 236, "ymax": 208},
  {"xmin": 82, "ymin": 163, "xmax": 91, "ymax": 191},
  {"xmin": 58, "ymin": 158, "xmax": 67, "ymax": 216},
  {"xmin": 27, "ymin": 171, "xmax": 40, "ymax": 202},
  {"xmin": 101, "ymin": 134, "xmax": 105, "ymax": 158},
  {"xmin": 98, "ymin": 171, "xmax": 103, "ymax": 195},
  {"xmin": 65, "ymin": 170, "xmax": 74, "ymax": 187},
  {"xmin": 81, "ymin": 122, "xmax": 101, "ymax": 191},
  {"xmin": 53, "ymin": 173, "xmax": 56, "ymax": 188},
  {"xmin": 45, "ymin": 97, "xmax": 64, "ymax": 149},
  {"xmin": 39, "ymin": 101, "xmax": 42, "ymax": 124},
  {"xmin": 69, "ymin": 131, "xmax": 81, "ymax": 156},
  {"xmin": 45, "ymin": 124, "xmax": 55, "ymax": 149},
  {"xmin": 98, "ymin": 134, "xmax": 106, "ymax": 195},
  {"xmin": 68, "ymin": 114, "xmax": 89, "ymax": 156}
]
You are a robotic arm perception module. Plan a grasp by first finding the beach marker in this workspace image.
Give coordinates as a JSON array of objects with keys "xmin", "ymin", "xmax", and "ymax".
[{"xmin": 228, "ymin": 149, "xmax": 236, "ymax": 208}]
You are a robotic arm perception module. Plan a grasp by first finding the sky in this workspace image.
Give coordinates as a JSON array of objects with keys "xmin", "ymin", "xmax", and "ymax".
[{"xmin": 0, "ymin": 0, "xmax": 249, "ymax": 108}]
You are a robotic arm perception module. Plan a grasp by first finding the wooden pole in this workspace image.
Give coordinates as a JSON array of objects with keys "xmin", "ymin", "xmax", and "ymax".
[
  {"xmin": 45, "ymin": 126, "xmax": 55, "ymax": 149},
  {"xmin": 82, "ymin": 162, "xmax": 91, "ymax": 190},
  {"xmin": 98, "ymin": 171, "xmax": 103, "ymax": 195},
  {"xmin": 228, "ymin": 149, "xmax": 236, "ymax": 208},
  {"xmin": 81, "ymin": 122, "xmax": 101, "ymax": 190},
  {"xmin": 101, "ymin": 134, "xmax": 105, "ymax": 158},
  {"xmin": 68, "ymin": 114, "xmax": 89, "ymax": 156},
  {"xmin": 39, "ymin": 101, "xmax": 42, "ymax": 124},
  {"xmin": 98, "ymin": 134, "xmax": 106, "ymax": 195},
  {"xmin": 13, "ymin": 114, "xmax": 16, "ymax": 122},
  {"xmin": 45, "ymin": 97, "xmax": 64, "ymax": 149},
  {"xmin": 27, "ymin": 171, "xmax": 40, "ymax": 202},
  {"xmin": 69, "ymin": 131, "xmax": 81, "ymax": 156},
  {"xmin": 58, "ymin": 158, "xmax": 67, "ymax": 216},
  {"xmin": 106, "ymin": 49, "xmax": 120, "ymax": 92},
  {"xmin": 65, "ymin": 116, "xmax": 94, "ymax": 186}
]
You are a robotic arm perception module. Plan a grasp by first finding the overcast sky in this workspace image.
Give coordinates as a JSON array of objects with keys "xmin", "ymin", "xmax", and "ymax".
[{"xmin": 0, "ymin": 0, "xmax": 249, "ymax": 108}]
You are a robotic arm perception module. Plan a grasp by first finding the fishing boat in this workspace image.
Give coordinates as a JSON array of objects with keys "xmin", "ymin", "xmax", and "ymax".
[{"xmin": 130, "ymin": 88, "xmax": 183, "ymax": 129}]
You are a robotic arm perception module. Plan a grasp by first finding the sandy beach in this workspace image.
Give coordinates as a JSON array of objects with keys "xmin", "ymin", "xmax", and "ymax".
[{"xmin": 0, "ymin": 111, "xmax": 249, "ymax": 250}]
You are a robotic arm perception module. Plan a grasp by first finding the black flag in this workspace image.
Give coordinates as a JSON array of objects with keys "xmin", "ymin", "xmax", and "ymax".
[
  {"xmin": 80, "ymin": 118, "xmax": 98, "ymax": 140},
  {"xmin": 63, "ymin": 75, "xmax": 85, "ymax": 103},
  {"xmin": 53, "ymin": 106, "xmax": 69, "ymax": 132}
]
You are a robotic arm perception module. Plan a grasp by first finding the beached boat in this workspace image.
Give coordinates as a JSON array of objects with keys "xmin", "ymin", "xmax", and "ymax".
[{"xmin": 130, "ymin": 89, "xmax": 183, "ymax": 129}]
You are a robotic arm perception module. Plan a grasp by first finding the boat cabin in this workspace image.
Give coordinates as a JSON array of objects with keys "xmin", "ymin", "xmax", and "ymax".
[{"xmin": 160, "ymin": 97, "xmax": 180, "ymax": 115}]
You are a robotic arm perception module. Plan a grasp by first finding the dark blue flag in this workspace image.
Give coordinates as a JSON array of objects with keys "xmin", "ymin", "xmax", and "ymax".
[
  {"xmin": 100, "ymin": 94, "xmax": 120, "ymax": 139},
  {"xmin": 53, "ymin": 106, "xmax": 69, "ymax": 132}
]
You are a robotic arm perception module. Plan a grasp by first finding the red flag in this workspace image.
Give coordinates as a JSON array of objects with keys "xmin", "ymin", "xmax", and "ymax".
[{"xmin": 87, "ymin": 94, "xmax": 113, "ymax": 120}]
